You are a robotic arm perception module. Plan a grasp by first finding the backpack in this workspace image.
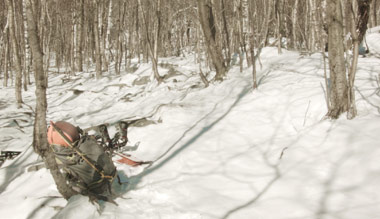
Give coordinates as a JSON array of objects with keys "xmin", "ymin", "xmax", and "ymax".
[{"xmin": 49, "ymin": 122, "xmax": 117, "ymax": 200}]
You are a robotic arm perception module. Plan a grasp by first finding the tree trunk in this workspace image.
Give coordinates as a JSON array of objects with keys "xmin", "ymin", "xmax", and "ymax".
[
  {"xmin": 326, "ymin": 0, "xmax": 348, "ymax": 119},
  {"xmin": 197, "ymin": 0, "xmax": 227, "ymax": 81},
  {"xmin": 153, "ymin": 0, "xmax": 162, "ymax": 82},
  {"xmin": 22, "ymin": 0, "xmax": 31, "ymax": 88},
  {"xmin": 275, "ymin": 0, "xmax": 282, "ymax": 54},
  {"xmin": 248, "ymin": 0, "xmax": 257, "ymax": 90},
  {"xmin": 250, "ymin": 30, "xmax": 257, "ymax": 90},
  {"xmin": 356, "ymin": 0, "xmax": 372, "ymax": 44},
  {"xmin": 370, "ymin": 0, "xmax": 377, "ymax": 27},
  {"xmin": 138, "ymin": 0, "xmax": 162, "ymax": 83},
  {"xmin": 78, "ymin": 0, "xmax": 84, "ymax": 72},
  {"xmin": 308, "ymin": 0, "xmax": 318, "ymax": 53},
  {"xmin": 292, "ymin": 0, "xmax": 299, "ymax": 49},
  {"xmin": 221, "ymin": 0, "xmax": 231, "ymax": 69},
  {"xmin": 115, "ymin": 0, "xmax": 122, "ymax": 75},
  {"xmin": 74, "ymin": 0, "xmax": 84, "ymax": 72},
  {"xmin": 101, "ymin": 0, "xmax": 111, "ymax": 72},
  {"xmin": 8, "ymin": 0, "xmax": 23, "ymax": 108},
  {"xmin": 93, "ymin": 0, "xmax": 102, "ymax": 79},
  {"xmin": 347, "ymin": 10, "xmax": 359, "ymax": 119},
  {"xmin": 3, "ymin": 29, "xmax": 10, "ymax": 88},
  {"xmin": 26, "ymin": 0, "xmax": 77, "ymax": 199},
  {"xmin": 347, "ymin": 0, "xmax": 371, "ymax": 119}
]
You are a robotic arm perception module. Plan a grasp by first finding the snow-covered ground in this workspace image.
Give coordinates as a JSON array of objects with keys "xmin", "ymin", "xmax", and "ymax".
[{"xmin": 1, "ymin": 28, "xmax": 380, "ymax": 219}]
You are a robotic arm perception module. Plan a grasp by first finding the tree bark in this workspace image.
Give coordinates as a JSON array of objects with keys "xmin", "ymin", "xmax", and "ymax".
[
  {"xmin": 326, "ymin": 0, "xmax": 348, "ymax": 119},
  {"xmin": 26, "ymin": 0, "xmax": 77, "ymax": 199},
  {"xmin": 221, "ymin": 0, "xmax": 231, "ymax": 69},
  {"xmin": 3, "ymin": 28, "xmax": 10, "ymax": 88},
  {"xmin": 347, "ymin": 0, "xmax": 371, "ymax": 119},
  {"xmin": 197, "ymin": 0, "xmax": 227, "ymax": 81},
  {"xmin": 370, "ymin": 0, "xmax": 377, "ymax": 27},
  {"xmin": 22, "ymin": 0, "xmax": 31, "ymax": 88},
  {"xmin": 292, "ymin": 0, "xmax": 299, "ymax": 49},
  {"xmin": 138, "ymin": 0, "xmax": 162, "ymax": 83},
  {"xmin": 248, "ymin": 1, "xmax": 257, "ymax": 90},
  {"xmin": 275, "ymin": 0, "xmax": 282, "ymax": 54},
  {"xmin": 75, "ymin": 0, "xmax": 84, "ymax": 72},
  {"xmin": 8, "ymin": 0, "xmax": 23, "ymax": 108},
  {"xmin": 93, "ymin": 0, "xmax": 102, "ymax": 79}
]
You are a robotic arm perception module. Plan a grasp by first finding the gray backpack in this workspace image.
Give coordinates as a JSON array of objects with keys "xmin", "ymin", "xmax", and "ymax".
[{"xmin": 51, "ymin": 135, "xmax": 117, "ymax": 200}]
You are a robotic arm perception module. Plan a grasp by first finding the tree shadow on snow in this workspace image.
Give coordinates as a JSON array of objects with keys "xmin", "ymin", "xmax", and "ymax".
[
  {"xmin": 26, "ymin": 197, "xmax": 59, "ymax": 219},
  {"xmin": 0, "ymin": 145, "xmax": 39, "ymax": 195},
  {"xmin": 122, "ymin": 85, "xmax": 251, "ymax": 193}
]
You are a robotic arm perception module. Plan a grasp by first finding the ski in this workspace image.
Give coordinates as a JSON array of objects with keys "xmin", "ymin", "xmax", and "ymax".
[{"xmin": 113, "ymin": 152, "xmax": 152, "ymax": 167}]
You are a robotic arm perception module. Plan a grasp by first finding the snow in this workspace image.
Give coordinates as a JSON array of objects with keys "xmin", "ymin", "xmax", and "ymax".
[{"xmin": 1, "ymin": 29, "xmax": 380, "ymax": 219}]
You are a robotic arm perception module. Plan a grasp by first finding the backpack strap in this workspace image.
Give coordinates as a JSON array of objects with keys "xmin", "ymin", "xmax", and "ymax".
[{"xmin": 49, "ymin": 121, "xmax": 115, "ymax": 181}]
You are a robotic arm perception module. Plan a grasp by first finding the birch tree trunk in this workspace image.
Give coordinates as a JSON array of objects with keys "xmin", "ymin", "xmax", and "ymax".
[
  {"xmin": 292, "ymin": 0, "xmax": 299, "ymax": 49},
  {"xmin": 101, "ymin": 0, "xmax": 111, "ymax": 72},
  {"xmin": 26, "ymin": 0, "xmax": 77, "ymax": 200},
  {"xmin": 23, "ymin": 0, "xmax": 31, "ymax": 87}
]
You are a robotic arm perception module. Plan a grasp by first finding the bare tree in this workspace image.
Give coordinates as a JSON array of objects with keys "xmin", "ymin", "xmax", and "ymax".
[
  {"xmin": 326, "ymin": 0, "xmax": 348, "ymax": 119},
  {"xmin": 369, "ymin": 0, "xmax": 377, "ymax": 27},
  {"xmin": 22, "ymin": 0, "xmax": 31, "ymax": 88},
  {"xmin": 3, "ymin": 26, "xmax": 10, "ymax": 87},
  {"xmin": 8, "ymin": 0, "xmax": 23, "ymax": 108},
  {"xmin": 347, "ymin": 0, "xmax": 371, "ymax": 119},
  {"xmin": 26, "ymin": 0, "xmax": 77, "ymax": 199},
  {"xmin": 292, "ymin": 0, "xmax": 299, "ymax": 49},
  {"xmin": 197, "ymin": 0, "xmax": 227, "ymax": 81},
  {"xmin": 93, "ymin": 0, "xmax": 102, "ymax": 79},
  {"xmin": 138, "ymin": 0, "xmax": 163, "ymax": 83}
]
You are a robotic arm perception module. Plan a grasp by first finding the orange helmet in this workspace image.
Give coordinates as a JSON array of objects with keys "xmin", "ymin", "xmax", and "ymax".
[{"xmin": 47, "ymin": 121, "xmax": 80, "ymax": 147}]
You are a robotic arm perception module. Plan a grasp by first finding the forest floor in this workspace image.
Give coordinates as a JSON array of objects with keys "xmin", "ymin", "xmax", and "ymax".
[{"xmin": 1, "ymin": 27, "xmax": 380, "ymax": 219}]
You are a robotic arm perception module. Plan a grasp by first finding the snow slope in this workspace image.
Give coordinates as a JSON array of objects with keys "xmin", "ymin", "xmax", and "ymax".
[{"xmin": 1, "ymin": 28, "xmax": 380, "ymax": 219}]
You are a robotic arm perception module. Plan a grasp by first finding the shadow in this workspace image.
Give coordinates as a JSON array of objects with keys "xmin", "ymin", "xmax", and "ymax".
[
  {"xmin": 314, "ymin": 154, "xmax": 351, "ymax": 219},
  {"xmin": 355, "ymin": 86, "xmax": 380, "ymax": 113},
  {"xmin": 219, "ymin": 95, "xmax": 305, "ymax": 218},
  {"xmin": 221, "ymin": 148, "xmax": 282, "ymax": 219},
  {"xmin": 0, "ymin": 144, "xmax": 41, "ymax": 194},
  {"xmin": 124, "ymin": 86, "xmax": 251, "ymax": 192},
  {"xmin": 26, "ymin": 197, "xmax": 58, "ymax": 219}
]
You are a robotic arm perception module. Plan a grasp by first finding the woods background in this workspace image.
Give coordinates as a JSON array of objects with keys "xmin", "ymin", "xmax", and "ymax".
[{"xmin": 0, "ymin": 0, "xmax": 378, "ymax": 200}]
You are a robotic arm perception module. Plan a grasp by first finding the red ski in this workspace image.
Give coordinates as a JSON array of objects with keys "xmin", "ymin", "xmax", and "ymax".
[{"xmin": 114, "ymin": 152, "xmax": 152, "ymax": 167}]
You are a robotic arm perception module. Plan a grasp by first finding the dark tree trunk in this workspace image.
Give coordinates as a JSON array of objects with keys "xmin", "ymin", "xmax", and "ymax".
[
  {"xmin": 356, "ymin": 0, "xmax": 371, "ymax": 44},
  {"xmin": 197, "ymin": 0, "xmax": 227, "ymax": 81},
  {"xmin": 26, "ymin": 0, "xmax": 77, "ymax": 199}
]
